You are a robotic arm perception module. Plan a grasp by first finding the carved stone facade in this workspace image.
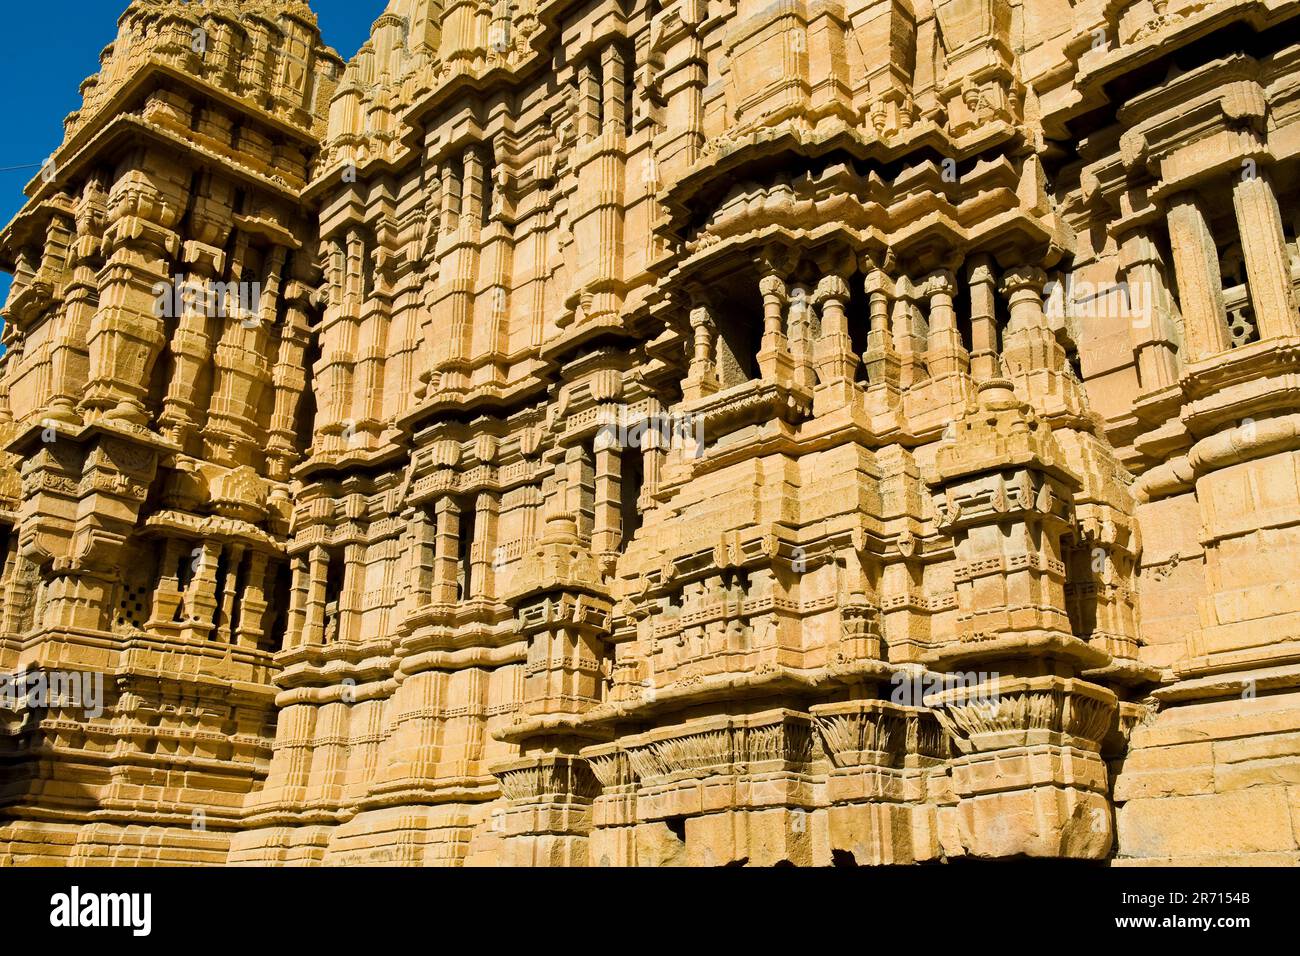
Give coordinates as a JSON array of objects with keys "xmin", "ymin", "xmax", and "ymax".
[{"xmin": 1, "ymin": 0, "xmax": 1299, "ymax": 866}]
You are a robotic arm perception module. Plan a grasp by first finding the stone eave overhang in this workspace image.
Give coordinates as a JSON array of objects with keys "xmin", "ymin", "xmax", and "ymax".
[
  {"xmin": 663, "ymin": 210, "xmax": 1064, "ymax": 294},
  {"xmin": 0, "ymin": 60, "xmax": 320, "ymax": 264},
  {"xmin": 496, "ymin": 659, "xmax": 900, "ymax": 745},
  {"xmin": 292, "ymin": 438, "xmax": 410, "ymax": 483},
  {"xmin": 4, "ymin": 413, "xmax": 178, "ymax": 460},
  {"xmin": 1117, "ymin": 52, "xmax": 1263, "ymax": 127},
  {"xmin": 2, "ymin": 116, "xmax": 304, "ymax": 260},
  {"xmin": 658, "ymin": 118, "xmax": 1024, "ymax": 241},
  {"xmin": 1044, "ymin": 0, "xmax": 1300, "ymax": 142},
  {"xmin": 303, "ymin": 0, "xmax": 617, "ymax": 202},
  {"xmin": 395, "ymin": 0, "xmax": 606, "ymax": 136},
  {"xmin": 395, "ymin": 366, "xmax": 556, "ymax": 438}
]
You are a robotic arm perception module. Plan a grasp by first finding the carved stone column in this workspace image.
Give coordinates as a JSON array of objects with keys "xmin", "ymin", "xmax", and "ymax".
[
  {"xmin": 493, "ymin": 503, "xmax": 616, "ymax": 865},
  {"xmin": 339, "ymin": 541, "xmax": 365, "ymax": 643},
  {"xmin": 158, "ymin": 239, "xmax": 222, "ymax": 448},
  {"xmin": 470, "ymin": 490, "xmax": 498, "ymax": 601},
  {"xmin": 813, "ymin": 274, "xmax": 858, "ymax": 411},
  {"xmin": 1231, "ymin": 170, "xmax": 1298, "ymax": 342},
  {"xmin": 286, "ymin": 552, "xmax": 311, "ymax": 650},
  {"xmin": 787, "ymin": 284, "xmax": 818, "ymax": 390},
  {"xmin": 186, "ymin": 539, "xmax": 224, "ymax": 642},
  {"xmin": 45, "ymin": 185, "xmax": 105, "ymax": 425},
  {"xmin": 891, "ymin": 277, "xmax": 927, "ymax": 387},
  {"xmin": 407, "ymin": 505, "xmax": 436, "ymax": 610},
  {"xmin": 811, "ymin": 701, "xmax": 948, "ymax": 864},
  {"xmin": 757, "ymin": 273, "xmax": 794, "ymax": 383},
  {"xmin": 440, "ymin": 158, "xmax": 462, "ymax": 233},
  {"xmin": 301, "ymin": 544, "xmax": 330, "ymax": 646},
  {"xmin": 863, "ymin": 269, "xmax": 900, "ymax": 387},
  {"xmin": 922, "ymin": 269, "xmax": 968, "ymax": 378},
  {"xmin": 216, "ymin": 543, "xmax": 246, "ymax": 644},
  {"xmin": 1166, "ymin": 191, "xmax": 1230, "ymax": 361},
  {"xmin": 493, "ymin": 754, "xmax": 601, "ymax": 867},
  {"xmin": 965, "ymin": 256, "xmax": 1001, "ymax": 382},
  {"xmin": 592, "ymin": 445, "xmax": 621, "ymax": 559},
  {"xmin": 1000, "ymin": 266, "xmax": 1065, "ymax": 377},
  {"xmin": 512, "ymin": 511, "xmax": 612, "ymax": 720},
  {"xmin": 432, "ymin": 496, "xmax": 462, "ymax": 605},
  {"xmin": 1117, "ymin": 227, "xmax": 1181, "ymax": 392},
  {"xmin": 683, "ymin": 304, "xmax": 719, "ymax": 402},
  {"xmin": 265, "ymin": 273, "xmax": 314, "ymax": 480},
  {"xmin": 926, "ymin": 379, "xmax": 1115, "ymax": 859},
  {"xmin": 80, "ymin": 172, "xmax": 181, "ymax": 425},
  {"xmin": 203, "ymin": 237, "xmax": 280, "ymax": 466}
]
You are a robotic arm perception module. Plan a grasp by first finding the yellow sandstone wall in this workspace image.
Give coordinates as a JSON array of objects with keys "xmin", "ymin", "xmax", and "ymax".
[{"xmin": 1, "ymin": 0, "xmax": 1300, "ymax": 866}]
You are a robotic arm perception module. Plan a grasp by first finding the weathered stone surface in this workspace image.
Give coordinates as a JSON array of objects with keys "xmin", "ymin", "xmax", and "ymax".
[{"xmin": 3, "ymin": 0, "xmax": 1300, "ymax": 866}]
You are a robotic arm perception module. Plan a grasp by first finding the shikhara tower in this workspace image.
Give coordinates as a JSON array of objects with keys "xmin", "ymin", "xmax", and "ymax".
[{"xmin": 2, "ymin": 0, "xmax": 1300, "ymax": 866}]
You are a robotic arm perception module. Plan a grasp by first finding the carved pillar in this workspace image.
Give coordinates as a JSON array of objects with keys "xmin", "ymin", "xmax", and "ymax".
[
  {"xmin": 1231, "ymin": 170, "xmax": 1298, "ymax": 342},
  {"xmin": 158, "ymin": 239, "xmax": 223, "ymax": 448},
  {"xmin": 601, "ymin": 42, "xmax": 627, "ymax": 135},
  {"xmin": 286, "ymin": 552, "xmax": 310, "ymax": 650},
  {"xmin": 188, "ymin": 540, "xmax": 224, "ymax": 641},
  {"xmin": 470, "ymin": 491, "xmax": 498, "ymax": 601},
  {"xmin": 570, "ymin": 50, "xmax": 628, "ymax": 326},
  {"xmin": 493, "ymin": 753, "xmax": 601, "ymax": 867},
  {"xmin": 1000, "ymin": 266, "xmax": 1066, "ymax": 377},
  {"xmin": 302, "ymin": 545, "xmax": 329, "ymax": 645},
  {"xmin": 432, "ymin": 496, "xmax": 462, "ymax": 605},
  {"xmin": 433, "ymin": 157, "xmax": 481, "ymax": 387},
  {"xmin": 463, "ymin": 143, "xmax": 487, "ymax": 228},
  {"xmin": 757, "ymin": 273, "xmax": 794, "ymax": 382},
  {"xmin": 148, "ymin": 537, "xmax": 187, "ymax": 628},
  {"xmin": 1117, "ymin": 228, "xmax": 1180, "ymax": 392},
  {"xmin": 787, "ymin": 284, "xmax": 817, "ymax": 390},
  {"xmin": 578, "ymin": 59, "xmax": 601, "ymax": 141},
  {"xmin": 891, "ymin": 277, "xmax": 927, "ymax": 387},
  {"xmin": 683, "ymin": 304, "xmax": 719, "ymax": 401},
  {"xmin": 512, "ymin": 512, "xmax": 612, "ymax": 721},
  {"xmin": 352, "ymin": 251, "xmax": 391, "ymax": 447},
  {"xmin": 337, "ymin": 542, "xmax": 364, "ymax": 643},
  {"xmin": 1166, "ymin": 191, "xmax": 1230, "ymax": 361},
  {"xmin": 592, "ymin": 445, "xmax": 621, "ymax": 558},
  {"xmin": 408, "ymin": 506, "xmax": 437, "ymax": 608},
  {"xmin": 813, "ymin": 274, "xmax": 857, "ymax": 411},
  {"xmin": 928, "ymin": 379, "xmax": 1115, "ymax": 860},
  {"xmin": 235, "ymin": 550, "xmax": 270, "ymax": 648},
  {"xmin": 564, "ymin": 443, "xmax": 596, "ymax": 543},
  {"xmin": 204, "ymin": 237, "xmax": 280, "ymax": 465},
  {"xmin": 440, "ymin": 158, "xmax": 462, "ymax": 234},
  {"xmin": 265, "ymin": 272, "xmax": 313, "ymax": 480},
  {"xmin": 923, "ymin": 269, "xmax": 968, "ymax": 377},
  {"xmin": 966, "ymin": 255, "xmax": 1001, "ymax": 382},
  {"xmin": 213, "ymin": 543, "xmax": 244, "ymax": 644},
  {"xmin": 863, "ymin": 269, "xmax": 900, "ymax": 387},
  {"xmin": 80, "ymin": 171, "xmax": 181, "ymax": 425},
  {"xmin": 45, "ymin": 183, "xmax": 105, "ymax": 424}
]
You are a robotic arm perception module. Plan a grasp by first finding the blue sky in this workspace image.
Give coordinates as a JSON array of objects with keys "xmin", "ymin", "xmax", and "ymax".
[{"xmin": 0, "ymin": 0, "xmax": 382, "ymax": 310}]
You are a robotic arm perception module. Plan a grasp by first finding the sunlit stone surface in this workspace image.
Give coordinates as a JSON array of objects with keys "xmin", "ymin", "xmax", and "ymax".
[{"xmin": 2, "ymin": 0, "xmax": 1300, "ymax": 866}]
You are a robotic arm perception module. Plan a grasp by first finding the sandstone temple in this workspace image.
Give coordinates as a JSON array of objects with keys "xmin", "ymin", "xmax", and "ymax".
[{"xmin": 1, "ymin": 0, "xmax": 1299, "ymax": 867}]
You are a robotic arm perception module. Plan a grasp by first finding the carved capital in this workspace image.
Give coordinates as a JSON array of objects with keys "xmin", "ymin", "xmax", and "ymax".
[
  {"xmin": 1000, "ymin": 266, "xmax": 1047, "ymax": 296},
  {"xmin": 758, "ymin": 273, "xmax": 788, "ymax": 303},
  {"xmin": 923, "ymin": 269, "xmax": 957, "ymax": 298},
  {"xmin": 1118, "ymin": 129, "xmax": 1148, "ymax": 171},
  {"xmin": 689, "ymin": 305, "xmax": 714, "ymax": 331},
  {"xmin": 813, "ymin": 274, "xmax": 850, "ymax": 306},
  {"xmin": 967, "ymin": 259, "xmax": 997, "ymax": 286},
  {"xmin": 863, "ymin": 269, "xmax": 893, "ymax": 297}
]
